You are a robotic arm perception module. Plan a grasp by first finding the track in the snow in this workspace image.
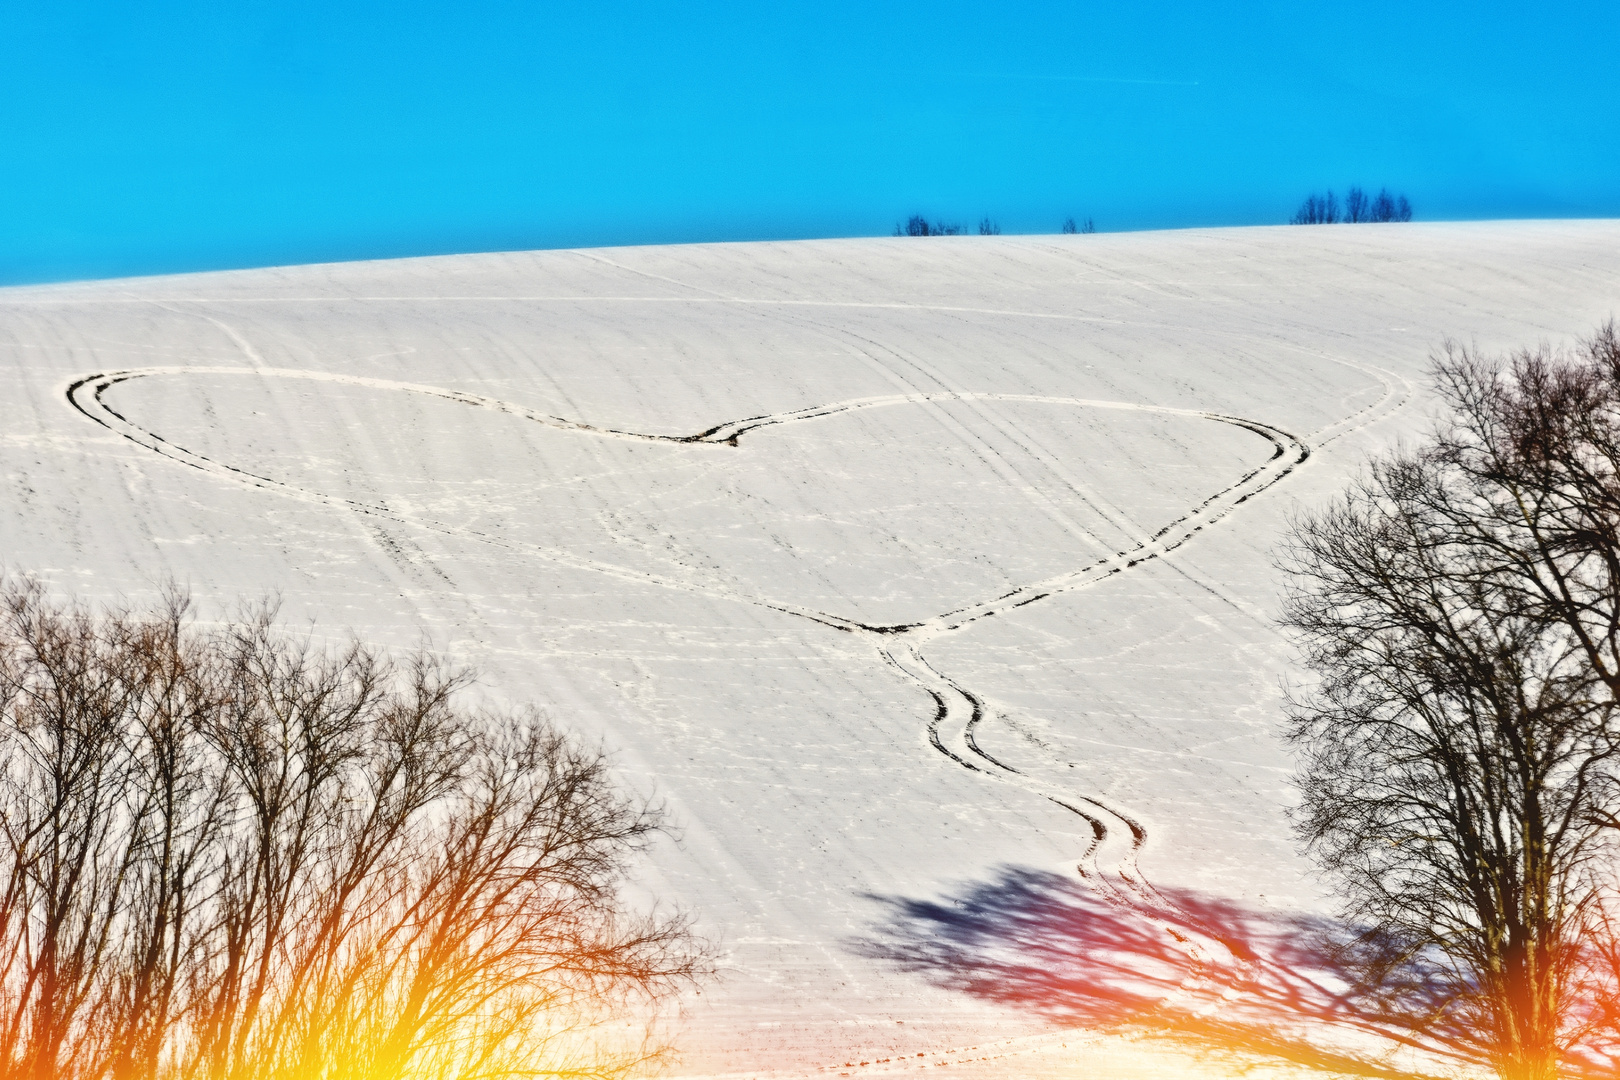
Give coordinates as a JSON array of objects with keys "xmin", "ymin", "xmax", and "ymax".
[
  {"xmin": 65, "ymin": 365, "xmax": 1308, "ymax": 634},
  {"xmin": 67, "ymin": 360, "xmax": 1321, "ymax": 1024}
]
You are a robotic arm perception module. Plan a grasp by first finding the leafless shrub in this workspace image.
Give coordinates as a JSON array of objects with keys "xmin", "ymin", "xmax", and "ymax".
[
  {"xmin": 0, "ymin": 582, "xmax": 709, "ymax": 1080},
  {"xmin": 1293, "ymin": 186, "xmax": 1411, "ymax": 224},
  {"xmin": 1344, "ymin": 186, "xmax": 1371, "ymax": 223},
  {"xmin": 1278, "ymin": 323, "xmax": 1620, "ymax": 1080},
  {"xmin": 1060, "ymin": 217, "xmax": 1094, "ymax": 235},
  {"xmin": 893, "ymin": 215, "xmax": 962, "ymax": 237},
  {"xmin": 976, "ymin": 217, "xmax": 999, "ymax": 236},
  {"xmin": 1291, "ymin": 191, "xmax": 1340, "ymax": 224},
  {"xmin": 1371, "ymin": 187, "xmax": 1412, "ymax": 223}
]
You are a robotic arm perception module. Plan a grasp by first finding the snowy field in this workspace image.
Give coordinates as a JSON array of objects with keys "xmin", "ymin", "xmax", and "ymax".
[{"xmin": 3, "ymin": 222, "xmax": 1619, "ymax": 1078}]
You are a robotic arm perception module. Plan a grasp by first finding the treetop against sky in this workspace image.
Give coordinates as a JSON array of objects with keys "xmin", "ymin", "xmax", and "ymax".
[{"xmin": 2, "ymin": 0, "xmax": 1617, "ymax": 284}]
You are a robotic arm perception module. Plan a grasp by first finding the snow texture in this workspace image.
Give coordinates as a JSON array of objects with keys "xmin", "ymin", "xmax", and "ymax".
[{"xmin": 3, "ymin": 222, "xmax": 1619, "ymax": 1077}]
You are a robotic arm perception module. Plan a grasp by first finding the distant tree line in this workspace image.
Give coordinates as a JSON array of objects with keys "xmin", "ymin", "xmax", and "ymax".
[
  {"xmin": 896, "ymin": 190, "xmax": 1416, "ymax": 237},
  {"xmin": 1292, "ymin": 186, "xmax": 1412, "ymax": 224},
  {"xmin": 892, "ymin": 214, "xmax": 1097, "ymax": 236},
  {"xmin": 894, "ymin": 215, "xmax": 964, "ymax": 236}
]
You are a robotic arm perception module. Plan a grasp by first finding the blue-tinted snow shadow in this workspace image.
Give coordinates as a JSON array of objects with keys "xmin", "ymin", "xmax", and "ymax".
[{"xmin": 846, "ymin": 865, "xmax": 1490, "ymax": 1078}]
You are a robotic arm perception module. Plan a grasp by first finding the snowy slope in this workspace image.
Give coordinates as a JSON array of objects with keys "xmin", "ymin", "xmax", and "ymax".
[{"xmin": 3, "ymin": 222, "xmax": 1619, "ymax": 1077}]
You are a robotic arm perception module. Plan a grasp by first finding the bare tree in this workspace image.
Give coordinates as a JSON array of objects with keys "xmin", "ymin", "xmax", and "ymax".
[
  {"xmin": 1291, "ymin": 191, "xmax": 1341, "ymax": 224},
  {"xmin": 1279, "ymin": 325, "xmax": 1620, "ymax": 1080},
  {"xmin": 1293, "ymin": 186, "xmax": 1412, "ymax": 224},
  {"xmin": 0, "ymin": 582, "xmax": 709, "ymax": 1080},
  {"xmin": 894, "ymin": 215, "xmax": 962, "ymax": 237},
  {"xmin": 1371, "ymin": 188, "xmax": 1413, "ymax": 223},
  {"xmin": 977, "ymin": 217, "xmax": 999, "ymax": 236},
  {"xmin": 1428, "ymin": 325, "xmax": 1620, "ymax": 716},
  {"xmin": 1344, "ymin": 186, "xmax": 1371, "ymax": 223}
]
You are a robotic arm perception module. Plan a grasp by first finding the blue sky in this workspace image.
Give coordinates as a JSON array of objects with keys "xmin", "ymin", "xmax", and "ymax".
[{"xmin": 3, "ymin": 1, "xmax": 1617, "ymax": 284}]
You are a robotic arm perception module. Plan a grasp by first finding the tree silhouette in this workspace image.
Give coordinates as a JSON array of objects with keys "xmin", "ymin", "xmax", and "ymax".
[
  {"xmin": 1279, "ymin": 325, "xmax": 1620, "ymax": 1080},
  {"xmin": 1292, "ymin": 187, "xmax": 1412, "ymax": 224},
  {"xmin": 894, "ymin": 214, "xmax": 963, "ymax": 237},
  {"xmin": 0, "ymin": 581, "xmax": 711, "ymax": 1080},
  {"xmin": 1291, "ymin": 191, "xmax": 1341, "ymax": 224}
]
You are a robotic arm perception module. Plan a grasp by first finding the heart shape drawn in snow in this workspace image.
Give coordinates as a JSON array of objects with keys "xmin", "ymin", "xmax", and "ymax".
[
  {"xmin": 69, "ymin": 362, "xmax": 1316, "ymax": 940},
  {"xmin": 67, "ymin": 365, "xmax": 1307, "ymax": 637}
]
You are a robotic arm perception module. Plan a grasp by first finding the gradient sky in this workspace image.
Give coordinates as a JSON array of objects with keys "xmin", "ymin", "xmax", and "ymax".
[{"xmin": 3, "ymin": 0, "xmax": 1617, "ymax": 284}]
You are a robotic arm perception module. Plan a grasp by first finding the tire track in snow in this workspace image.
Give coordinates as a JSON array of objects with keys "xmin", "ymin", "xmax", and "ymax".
[
  {"xmin": 65, "ymin": 366, "xmax": 1305, "ymax": 639},
  {"xmin": 877, "ymin": 637, "xmax": 1260, "ymax": 1025},
  {"xmin": 66, "ymin": 363, "xmax": 1309, "ymax": 1024},
  {"xmin": 818, "ymin": 329, "xmax": 1319, "ymax": 1027}
]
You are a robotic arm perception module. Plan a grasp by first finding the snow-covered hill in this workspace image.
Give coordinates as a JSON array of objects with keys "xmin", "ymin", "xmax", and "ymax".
[{"xmin": 4, "ymin": 222, "xmax": 1618, "ymax": 1078}]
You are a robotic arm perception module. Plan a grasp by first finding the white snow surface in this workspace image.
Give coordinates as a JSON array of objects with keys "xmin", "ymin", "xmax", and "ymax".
[{"xmin": 3, "ymin": 222, "xmax": 1619, "ymax": 1077}]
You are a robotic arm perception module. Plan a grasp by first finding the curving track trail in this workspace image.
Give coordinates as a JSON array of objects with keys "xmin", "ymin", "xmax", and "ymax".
[{"xmin": 66, "ymin": 356, "xmax": 1359, "ymax": 1028}]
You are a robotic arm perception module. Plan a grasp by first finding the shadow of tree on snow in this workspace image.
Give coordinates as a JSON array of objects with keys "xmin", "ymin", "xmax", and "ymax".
[{"xmin": 848, "ymin": 865, "xmax": 1487, "ymax": 1078}]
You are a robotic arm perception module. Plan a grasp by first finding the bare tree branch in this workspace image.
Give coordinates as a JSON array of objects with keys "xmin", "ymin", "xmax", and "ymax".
[{"xmin": 0, "ymin": 582, "xmax": 712, "ymax": 1080}]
